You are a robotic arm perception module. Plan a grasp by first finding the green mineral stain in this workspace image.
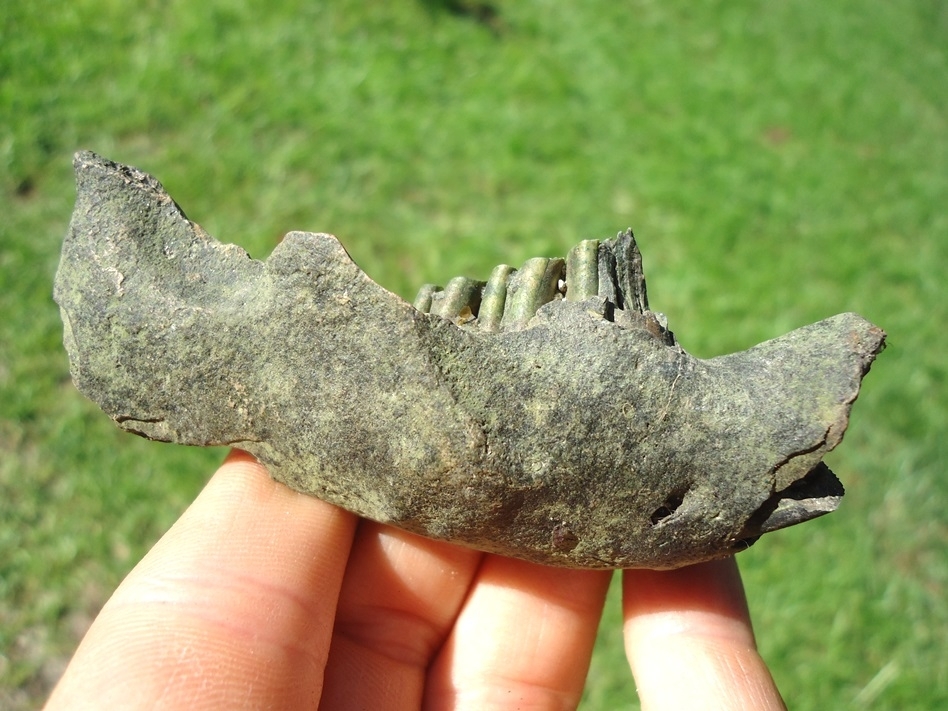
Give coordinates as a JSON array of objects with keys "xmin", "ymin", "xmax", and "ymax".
[
  {"xmin": 412, "ymin": 284, "xmax": 441, "ymax": 312},
  {"xmin": 429, "ymin": 276, "xmax": 486, "ymax": 320},
  {"xmin": 478, "ymin": 264, "xmax": 515, "ymax": 331},
  {"xmin": 566, "ymin": 239, "xmax": 600, "ymax": 302},
  {"xmin": 500, "ymin": 257, "xmax": 565, "ymax": 330}
]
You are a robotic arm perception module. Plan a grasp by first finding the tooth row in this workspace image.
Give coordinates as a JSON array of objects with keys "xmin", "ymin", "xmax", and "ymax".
[{"xmin": 413, "ymin": 229, "xmax": 647, "ymax": 332}]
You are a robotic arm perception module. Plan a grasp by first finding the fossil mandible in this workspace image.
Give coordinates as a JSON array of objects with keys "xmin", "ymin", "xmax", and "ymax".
[{"xmin": 53, "ymin": 152, "xmax": 885, "ymax": 569}]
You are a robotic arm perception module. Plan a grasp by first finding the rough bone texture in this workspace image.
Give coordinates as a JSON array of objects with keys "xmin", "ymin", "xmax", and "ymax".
[{"xmin": 54, "ymin": 152, "xmax": 886, "ymax": 569}]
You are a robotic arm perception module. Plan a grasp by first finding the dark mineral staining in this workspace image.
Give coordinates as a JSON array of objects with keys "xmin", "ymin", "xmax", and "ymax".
[{"xmin": 551, "ymin": 523, "xmax": 580, "ymax": 552}]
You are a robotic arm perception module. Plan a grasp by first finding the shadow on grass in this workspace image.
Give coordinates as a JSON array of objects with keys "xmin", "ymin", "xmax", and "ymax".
[{"xmin": 417, "ymin": 0, "xmax": 504, "ymax": 34}]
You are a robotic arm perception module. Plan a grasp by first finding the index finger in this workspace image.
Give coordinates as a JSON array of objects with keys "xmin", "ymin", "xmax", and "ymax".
[{"xmin": 46, "ymin": 449, "xmax": 357, "ymax": 710}]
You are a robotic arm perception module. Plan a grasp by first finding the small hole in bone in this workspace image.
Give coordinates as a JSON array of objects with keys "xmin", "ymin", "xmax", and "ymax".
[
  {"xmin": 650, "ymin": 490, "xmax": 686, "ymax": 525},
  {"xmin": 551, "ymin": 522, "xmax": 579, "ymax": 551}
]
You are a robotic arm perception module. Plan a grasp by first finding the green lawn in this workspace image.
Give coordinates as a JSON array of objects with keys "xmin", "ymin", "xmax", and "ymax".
[{"xmin": 2, "ymin": 0, "xmax": 945, "ymax": 707}]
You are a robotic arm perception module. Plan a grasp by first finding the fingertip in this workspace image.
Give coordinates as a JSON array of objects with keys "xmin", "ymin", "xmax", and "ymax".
[
  {"xmin": 222, "ymin": 446, "xmax": 259, "ymax": 466},
  {"xmin": 425, "ymin": 558, "xmax": 612, "ymax": 709},
  {"xmin": 215, "ymin": 446, "xmax": 283, "ymax": 498},
  {"xmin": 623, "ymin": 557, "xmax": 755, "ymax": 647},
  {"xmin": 622, "ymin": 558, "xmax": 786, "ymax": 711}
]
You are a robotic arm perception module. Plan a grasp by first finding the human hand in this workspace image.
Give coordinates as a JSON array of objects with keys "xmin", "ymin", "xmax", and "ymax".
[{"xmin": 45, "ymin": 449, "xmax": 786, "ymax": 710}]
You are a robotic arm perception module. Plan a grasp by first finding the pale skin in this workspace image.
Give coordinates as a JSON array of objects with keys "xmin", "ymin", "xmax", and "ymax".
[{"xmin": 45, "ymin": 450, "xmax": 787, "ymax": 710}]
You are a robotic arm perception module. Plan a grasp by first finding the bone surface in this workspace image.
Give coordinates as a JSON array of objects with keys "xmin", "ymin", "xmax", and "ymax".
[{"xmin": 54, "ymin": 152, "xmax": 886, "ymax": 569}]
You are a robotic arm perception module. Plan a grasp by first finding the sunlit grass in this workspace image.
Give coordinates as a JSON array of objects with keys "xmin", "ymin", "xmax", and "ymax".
[{"xmin": 2, "ymin": 1, "xmax": 945, "ymax": 707}]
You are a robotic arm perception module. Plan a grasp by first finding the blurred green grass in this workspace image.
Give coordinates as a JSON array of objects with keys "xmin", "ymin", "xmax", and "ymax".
[{"xmin": 1, "ymin": 0, "xmax": 945, "ymax": 707}]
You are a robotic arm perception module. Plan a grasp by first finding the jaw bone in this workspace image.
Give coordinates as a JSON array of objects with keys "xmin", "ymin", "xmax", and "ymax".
[{"xmin": 54, "ymin": 152, "xmax": 885, "ymax": 569}]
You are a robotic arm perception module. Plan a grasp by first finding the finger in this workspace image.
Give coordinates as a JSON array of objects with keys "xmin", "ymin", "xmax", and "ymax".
[
  {"xmin": 46, "ymin": 449, "xmax": 358, "ymax": 711},
  {"xmin": 623, "ymin": 557, "xmax": 786, "ymax": 711},
  {"xmin": 425, "ymin": 556, "xmax": 612, "ymax": 710},
  {"xmin": 318, "ymin": 521, "xmax": 484, "ymax": 710}
]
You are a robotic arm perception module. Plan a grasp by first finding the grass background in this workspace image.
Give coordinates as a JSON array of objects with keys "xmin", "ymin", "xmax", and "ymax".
[{"xmin": 1, "ymin": 0, "xmax": 945, "ymax": 707}]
